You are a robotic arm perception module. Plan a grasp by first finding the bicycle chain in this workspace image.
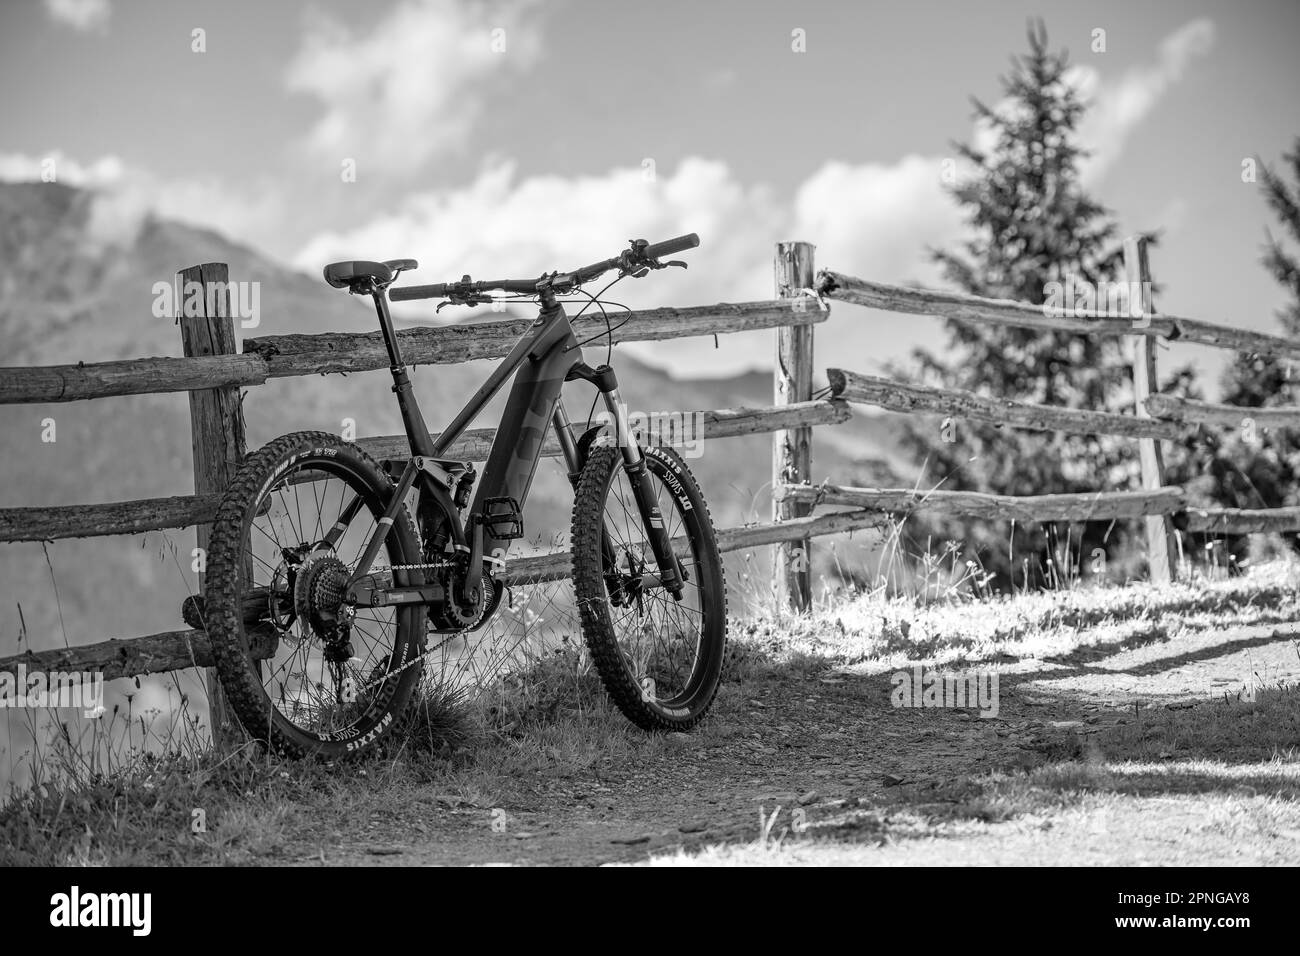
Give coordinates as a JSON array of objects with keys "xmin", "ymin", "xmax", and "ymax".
[
  {"xmin": 373, "ymin": 561, "xmax": 456, "ymax": 573},
  {"xmin": 348, "ymin": 562, "xmax": 495, "ymax": 698},
  {"xmin": 351, "ymin": 626, "xmax": 460, "ymax": 698}
]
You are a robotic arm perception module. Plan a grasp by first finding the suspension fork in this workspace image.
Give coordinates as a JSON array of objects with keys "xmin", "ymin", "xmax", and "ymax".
[
  {"xmin": 555, "ymin": 402, "xmax": 621, "ymax": 589},
  {"xmin": 598, "ymin": 385, "xmax": 685, "ymax": 600}
]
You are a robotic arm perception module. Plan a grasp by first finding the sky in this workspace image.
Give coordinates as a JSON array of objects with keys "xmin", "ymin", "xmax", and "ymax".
[{"xmin": 2, "ymin": 0, "xmax": 1298, "ymax": 388}]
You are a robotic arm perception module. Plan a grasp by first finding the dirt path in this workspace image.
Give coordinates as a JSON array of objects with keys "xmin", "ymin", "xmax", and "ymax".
[{"xmin": 300, "ymin": 622, "xmax": 1300, "ymax": 866}]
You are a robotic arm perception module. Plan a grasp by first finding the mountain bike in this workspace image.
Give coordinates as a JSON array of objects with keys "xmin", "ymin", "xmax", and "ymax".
[{"xmin": 196, "ymin": 234, "xmax": 727, "ymax": 757}]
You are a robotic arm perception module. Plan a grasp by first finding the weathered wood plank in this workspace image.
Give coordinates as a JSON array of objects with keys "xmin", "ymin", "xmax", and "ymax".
[
  {"xmin": 1125, "ymin": 237, "xmax": 1177, "ymax": 583},
  {"xmin": 245, "ymin": 300, "xmax": 825, "ymax": 378},
  {"xmin": 716, "ymin": 509, "xmax": 887, "ymax": 550},
  {"xmin": 772, "ymin": 242, "xmax": 817, "ymax": 612},
  {"xmin": 361, "ymin": 399, "xmax": 850, "ymax": 463},
  {"xmin": 1183, "ymin": 506, "xmax": 1300, "ymax": 534},
  {"xmin": 0, "ymin": 353, "xmax": 269, "ymax": 406},
  {"xmin": 179, "ymin": 262, "xmax": 246, "ymax": 746},
  {"xmin": 0, "ymin": 401, "xmax": 851, "ymax": 543},
  {"xmin": 0, "ymin": 494, "xmax": 221, "ymax": 543},
  {"xmin": 0, "ymin": 627, "xmax": 277, "ymax": 684},
  {"xmin": 1145, "ymin": 394, "xmax": 1300, "ymax": 430},
  {"xmin": 779, "ymin": 483, "xmax": 1187, "ymax": 523},
  {"xmin": 450, "ymin": 508, "xmax": 891, "ymax": 585},
  {"xmin": 827, "ymin": 368, "xmax": 1185, "ymax": 440},
  {"xmin": 0, "ymin": 301, "xmax": 818, "ymax": 406},
  {"xmin": 818, "ymin": 270, "xmax": 1300, "ymax": 360}
]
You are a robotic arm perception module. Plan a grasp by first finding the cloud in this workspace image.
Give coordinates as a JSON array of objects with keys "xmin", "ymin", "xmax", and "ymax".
[
  {"xmin": 293, "ymin": 157, "xmax": 784, "ymax": 374},
  {"xmin": 285, "ymin": 0, "xmax": 543, "ymax": 176},
  {"xmin": 43, "ymin": 0, "xmax": 110, "ymax": 32},
  {"xmin": 295, "ymin": 157, "xmax": 782, "ymax": 302},
  {"xmin": 793, "ymin": 155, "xmax": 967, "ymax": 288},
  {"xmin": 1074, "ymin": 19, "xmax": 1216, "ymax": 184}
]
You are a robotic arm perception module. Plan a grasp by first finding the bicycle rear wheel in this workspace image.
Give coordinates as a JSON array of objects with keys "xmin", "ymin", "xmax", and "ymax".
[
  {"xmin": 570, "ymin": 443, "xmax": 727, "ymax": 730},
  {"xmin": 204, "ymin": 431, "xmax": 424, "ymax": 757}
]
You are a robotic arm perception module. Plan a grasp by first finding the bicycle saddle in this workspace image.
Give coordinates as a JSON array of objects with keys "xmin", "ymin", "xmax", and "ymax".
[{"xmin": 323, "ymin": 259, "xmax": 418, "ymax": 291}]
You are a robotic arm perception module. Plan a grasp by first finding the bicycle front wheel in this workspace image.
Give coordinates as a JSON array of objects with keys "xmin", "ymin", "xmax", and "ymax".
[{"xmin": 570, "ymin": 443, "xmax": 727, "ymax": 730}]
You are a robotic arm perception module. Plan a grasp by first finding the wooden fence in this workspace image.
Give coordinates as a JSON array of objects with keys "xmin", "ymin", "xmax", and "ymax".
[
  {"xmin": 787, "ymin": 234, "xmax": 1300, "ymax": 604},
  {"xmin": 3, "ymin": 236, "xmax": 1298, "ymax": 713},
  {"xmin": 0, "ymin": 248, "xmax": 849, "ymax": 719}
]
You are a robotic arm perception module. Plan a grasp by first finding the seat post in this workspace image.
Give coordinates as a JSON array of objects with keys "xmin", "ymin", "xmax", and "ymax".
[
  {"xmin": 371, "ymin": 287, "xmax": 434, "ymax": 457},
  {"xmin": 371, "ymin": 288, "xmax": 405, "ymax": 369}
]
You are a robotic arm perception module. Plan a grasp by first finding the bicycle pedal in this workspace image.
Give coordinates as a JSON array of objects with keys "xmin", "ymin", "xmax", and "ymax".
[{"xmin": 480, "ymin": 496, "xmax": 524, "ymax": 540}]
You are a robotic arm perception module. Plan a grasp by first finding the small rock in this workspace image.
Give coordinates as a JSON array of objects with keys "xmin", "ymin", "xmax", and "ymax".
[
  {"xmin": 666, "ymin": 732, "xmax": 693, "ymax": 747},
  {"xmin": 610, "ymin": 834, "xmax": 652, "ymax": 845},
  {"xmin": 366, "ymin": 846, "xmax": 402, "ymax": 856},
  {"xmin": 1048, "ymin": 720, "xmax": 1084, "ymax": 730},
  {"xmin": 678, "ymin": 821, "xmax": 709, "ymax": 834},
  {"xmin": 798, "ymin": 790, "xmax": 818, "ymax": 806},
  {"xmin": 514, "ymin": 832, "xmax": 535, "ymax": 840},
  {"xmin": 882, "ymin": 773, "xmax": 905, "ymax": 787}
]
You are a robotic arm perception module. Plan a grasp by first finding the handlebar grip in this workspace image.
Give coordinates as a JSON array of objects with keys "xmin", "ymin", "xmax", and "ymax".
[
  {"xmin": 389, "ymin": 283, "xmax": 449, "ymax": 302},
  {"xmin": 643, "ymin": 233, "xmax": 700, "ymax": 260}
]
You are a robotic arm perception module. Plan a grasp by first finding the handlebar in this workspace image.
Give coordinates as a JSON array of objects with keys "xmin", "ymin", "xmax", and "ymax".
[
  {"xmin": 388, "ymin": 233, "xmax": 699, "ymax": 303},
  {"xmin": 642, "ymin": 233, "xmax": 700, "ymax": 260}
]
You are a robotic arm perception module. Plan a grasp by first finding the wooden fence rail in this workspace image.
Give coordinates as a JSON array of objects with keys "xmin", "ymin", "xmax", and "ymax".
[
  {"xmin": 0, "ymin": 505, "xmax": 887, "ymax": 683},
  {"xmin": 0, "ymin": 399, "xmax": 849, "ymax": 544},
  {"xmin": 827, "ymin": 368, "xmax": 1188, "ymax": 441},
  {"xmin": 1145, "ymin": 394, "xmax": 1300, "ymax": 429},
  {"xmin": 778, "ymin": 483, "xmax": 1188, "ymax": 523},
  {"xmin": 0, "ymin": 302, "xmax": 823, "ymax": 406},
  {"xmin": 817, "ymin": 270, "xmax": 1300, "ymax": 360}
]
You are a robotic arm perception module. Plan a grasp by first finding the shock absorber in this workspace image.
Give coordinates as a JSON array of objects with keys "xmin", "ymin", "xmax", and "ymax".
[{"xmin": 454, "ymin": 464, "xmax": 476, "ymax": 511}]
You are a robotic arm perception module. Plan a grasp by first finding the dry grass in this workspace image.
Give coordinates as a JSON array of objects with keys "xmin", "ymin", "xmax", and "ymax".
[{"xmin": 5, "ymin": 560, "xmax": 1300, "ymax": 866}]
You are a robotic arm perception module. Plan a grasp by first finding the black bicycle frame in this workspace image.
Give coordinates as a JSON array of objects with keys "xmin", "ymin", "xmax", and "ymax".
[{"xmin": 339, "ymin": 286, "xmax": 684, "ymax": 603}]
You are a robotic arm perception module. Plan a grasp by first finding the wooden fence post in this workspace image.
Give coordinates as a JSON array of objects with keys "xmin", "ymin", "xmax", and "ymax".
[
  {"xmin": 1123, "ymin": 236, "xmax": 1178, "ymax": 583},
  {"xmin": 773, "ymin": 242, "xmax": 816, "ymax": 611},
  {"xmin": 177, "ymin": 263, "xmax": 246, "ymax": 748}
]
